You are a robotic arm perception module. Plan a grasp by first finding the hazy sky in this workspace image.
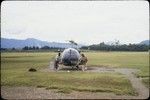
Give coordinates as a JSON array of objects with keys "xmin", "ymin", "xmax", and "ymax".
[{"xmin": 1, "ymin": 1, "xmax": 149, "ymax": 45}]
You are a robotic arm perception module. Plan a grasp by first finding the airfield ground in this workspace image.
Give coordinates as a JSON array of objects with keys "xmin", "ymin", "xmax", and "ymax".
[{"xmin": 1, "ymin": 51, "xmax": 149, "ymax": 99}]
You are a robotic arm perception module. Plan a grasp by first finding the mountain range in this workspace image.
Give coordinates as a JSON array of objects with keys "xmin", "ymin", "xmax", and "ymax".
[
  {"xmin": 139, "ymin": 40, "xmax": 149, "ymax": 45},
  {"xmin": 1, "ymin": 38, "xmax": 83, "ymax": 49},
  {"xmin": 1, "ymin": 37, "xmax": 149, "ymax": 49}
]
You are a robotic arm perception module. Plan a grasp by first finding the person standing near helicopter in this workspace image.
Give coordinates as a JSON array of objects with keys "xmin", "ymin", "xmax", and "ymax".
[
  {"xmin": 80, "ymin": 53, "xmax": 88, "ymax": 71},
  {"xmin": 54, "ymin": 52, "xmax": 61, "ymax": 70}
]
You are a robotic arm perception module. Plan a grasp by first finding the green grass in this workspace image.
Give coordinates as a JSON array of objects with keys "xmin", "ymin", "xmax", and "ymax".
[
  {"xmin": 1, "ymin": 51, "xmax": 149, "ymax": 95},
  {"xmin": 1, "ymin": 52, "xmax": 56, "ymax": 70},
  {"xmin": 85, "ymin": 52, "xmax": 149, "ymax": 77},
  {"xmin": 1, "ymin": 70, "xmax": 136, "ymax": 95}
]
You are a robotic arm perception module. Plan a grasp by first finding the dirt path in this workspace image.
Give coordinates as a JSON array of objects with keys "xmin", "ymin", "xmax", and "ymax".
[
  {"xmin": 115, "ymin": 68, "xmax": 149, "ymax": 99},
  {"xmin": 1, "ymin": 63, "xmax": 149, "ymax": 99},
  {"xmin": 1, "ymin": 85, "xmax": 148, "ymax": 99}
]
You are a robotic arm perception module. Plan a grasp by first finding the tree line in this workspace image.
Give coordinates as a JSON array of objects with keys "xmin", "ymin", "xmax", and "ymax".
[
  {"xmin": 1, "ymin": 43, "xmax": 149, "ymax": 52},
  {"xmin": 1, "ymin": 46, "xmax": 63, "ymax": 51},
  {"xmin": 81, "ymin": 42, "xmax": 149, "ymax": 51}
]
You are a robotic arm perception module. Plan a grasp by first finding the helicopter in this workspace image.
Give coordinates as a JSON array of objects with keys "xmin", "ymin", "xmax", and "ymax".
[{"xmin": 53, "ymin": 40, "xmax": 88, "ymax": 71}]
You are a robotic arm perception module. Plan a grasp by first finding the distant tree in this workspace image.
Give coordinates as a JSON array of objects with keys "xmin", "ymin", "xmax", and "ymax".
[
  {"xmin": 36, "ymin": 46, "xmax": 39, "ymax": 50},
  {"xmin": 81, "ymin": 43, "xmax": 149, "ymax": 51},
  {"xmin": 81, "ymin": 46, "xmax": 89, "ymax": 49},
  {"xmin": 22, "ymin": 46, "xmax": 29, "ymax": 50},
  {"xmin": 32, "ymin": 46, "xmax": 36, "ymax": 50},
  {"xmin": 29, "ymin": 47, "xmax": 32, "ymax": 50},
  {"xmin": 11, "ymin": 48, "xmax": 16, "ymax": 50},
  {"xmin": 99, "ymin": 42, "xmax": 105, "ymax": 46},
  {"xmin": 41, "ymin": 46, "xmax": 50, "ymax": 50},
  {"xmin": 1, "ymin": 48, "xmax": 7, "ymax": 51}
]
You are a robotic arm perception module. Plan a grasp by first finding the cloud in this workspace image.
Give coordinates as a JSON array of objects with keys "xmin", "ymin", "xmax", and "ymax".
[{"xmin": 1, "ymin": 1, "xmax": 149, "ymax": 44}]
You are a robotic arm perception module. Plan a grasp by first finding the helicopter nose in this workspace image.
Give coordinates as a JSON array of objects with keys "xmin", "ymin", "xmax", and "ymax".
[
  {"xmin": 62, "ymin": 55, "xmax": 79, "ymax": 66},
  {"xmin": 69, "ymin": 56, "xmax": 79, "ymax": 64},
  {"xmin": 61, "ymin": 49, "xmax": 80, "ymax": 66}
]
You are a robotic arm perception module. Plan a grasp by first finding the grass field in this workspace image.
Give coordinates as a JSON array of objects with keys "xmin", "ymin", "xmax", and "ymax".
[
  {"xmin": 85, "ymin": 51, "xmax": 149, "ymax": 88},
  {"xmin": 85, "ymin": 52, "xmax": 149, "ymax": 77},
  {"xmin": 1, "ymin": 51, "xmax": 149, "ymax": 95}
]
